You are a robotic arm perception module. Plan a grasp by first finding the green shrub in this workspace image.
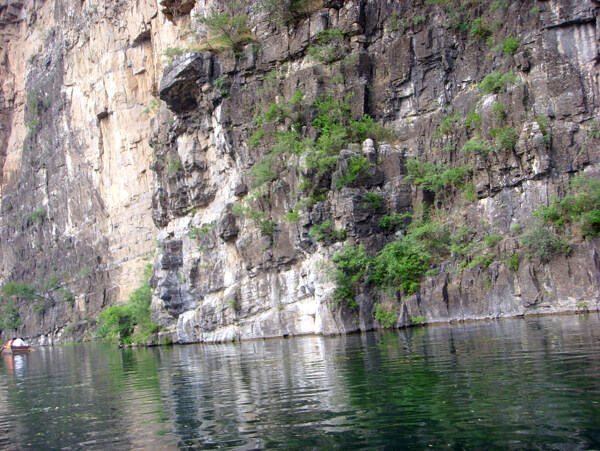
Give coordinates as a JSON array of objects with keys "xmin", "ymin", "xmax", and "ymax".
[
  {"xmin": 363, "ymin": 192, "xmax": 383, "ymax": 210},
  {"xmin": 0, "ymin": 300, "xmax": 23, "ymax": 332},
  {"xmin": 166, "ymin": 155, "xmax": 183, "ymax": 175},
  {"xmin": 534, "ymin": 174, "xmax": 600, "ymax": 236},
  {"xmin": 501, "ymin": 36, "xmax": 521, "ymax": 56},
  {"xmin": 283, "ymin": 209, "xmax": 300, "ymax": 222},
  {"xmin": 370, "ymin": 235, "xmax": 432, "ymax": 295},
  {"xmin": 449, "ymin": 226, "xmax": 476, "ymax": 256},
  {"xmin": 587, "ymin": 120, "xmax": 600, "ymax": 139},
  {"xmin": 521, "ymin": 219, "xmax": 571, "ymax": 261},
  {"xmin": 374, "ymin": 304, "xmax": 396, "ymax": 328},
  {"xmin": 413, "ymin": 15, "xmax": 426, "ymax": 25},
  {"xmin": 309, "ymin": 219, "xmax": 345, "ymax": 242},
  {"xmin": 461, "ymin": 136, "xmax": 492, "ymax": 155},
  {"xmin": 249, "ymin": 154, "xmax": 279, "ymax": 188},
  {"xmin": 386, "ymin": 12, "xmax": 405, "ymax": 32},
  {"xmin": 2, "ymin": 281, "xmax": 37, "ymax": 301},
  {"xmin": 435, "ymin": 111, "xmax": 461, "ymax": 137},
  {"xmin": 331, "ymin": 245, "xmax": 370, "ymax": 308},
  {"xmin": 193, "ymin": 1, "xmax": 256, "ymax": 53},
  {"xmin": 478, "ymin": 71, "xmax": 518, "ymax": 94},
  {"xmin": 469, "ymin": 17, "xmax": 491, "ymax": 40},
  {"xmin": 248, "ymin": 210, "xmax": 277, "ymax": 236},
  {"xmin": 163, "ymin": 46, "xmax": 186, "ymax": 63},
  {"xmin": 410, "ymin": 315, "xmax": 426, "ymax": 325},
  {"xmin": 491, "ymin": 102, "xmax": 506, "ymax": 121},
  {"xmin": 259, "ymin": 0, "xmax": 322, "ymax": 25},
  {"xmin": 336, "ymin": 156, "xmax": 372, "ymax": 188},
  {"xmin": 465, "ymin": 253, "xmax": 494, "ymax": 269},
  {"xmin": 97, "ymin": 264, "xmax": 158, "ymax": 345},
  {"xmin": 188, "ymin": 222, "xmax": 216, "ymax": 239},
  {"xmin": 380, "ymin": 212, "xmax": 412, "ymax": 230},
  {"xmin": 536, "ymin": 116, "xmax": 552, "ymax": 146},
  {"xmin": 491, "ymin": 126, "xmax": 518, "ymax": 151},
  {"xmin": 305, "ymin": 94, "xmax": 387, "ymax": 179},
  {"xmin": 30, "ymin": 208, "xmax": 47, "ymax": 224},
  {"xmin": 405, "ymin": 159, "xmax": 472, "ymax": 194},
  {"xmin": 465, "ymin": 110, "xmax": 482, "ymax": 130},
  {"xmin": 484, "ymin": 233, "xmax": 502, "ymax": 247},
  {"xmin": 307, "ymin": 29, "xmax": 347, "ymax": 64},
  {"xmin": 490, "ymin": 0, "xmax": 510, "ymax": 12},
  {"xmin": 507, "ymin": 252, "xmax": 519, "ymax": 271}
]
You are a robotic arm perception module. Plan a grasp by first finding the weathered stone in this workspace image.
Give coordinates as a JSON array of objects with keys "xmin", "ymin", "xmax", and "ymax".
[
  {"xmin": 159, "ymin": 53, "xmax": 209, "ymax": 113},
  {"xmin": 218, "ymin": 211, "xmax": 239, "ymax": 242}
]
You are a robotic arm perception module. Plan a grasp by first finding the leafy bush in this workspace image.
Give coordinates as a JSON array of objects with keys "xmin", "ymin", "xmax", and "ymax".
[
  {"xmin": 30, "ymin": 208, "xmax": 47, "ymax": 224},
  {"xmin": 478, "ymin": 72, "xmax": 518, "ymax": 94},
  {"xmin": 410, "ymin": 315, "xmax": 426, "ymax": 325},
  {"xmin": 405, "ymin": 159, "xmax": 472, "ymax": 194},
  {"xmin": 521, "ymin": 219, "xmax": 571, "ymax": 261},
  {"xmin": 501, "ymin": 36, "xmax": 521, "ymax": 56},
  {"xmin": 536, "ymin": 116, "xmax": 552, "ymax": 146},
  {"xmin": 507, "ymin": 252, "xmax": 519, "ymax": 271},
  {"xmin": 380, "ymin": 212, "xmax": 412, "ymax": 230},
  {"xmin": 0, "ymin": 300, "xmax": 23, "ymax": 333},
  {"xmin": 374, "ymin": 304, "xmax": 396, "ymax": 328},
  {"xmin": 491, "ymin": 126, "xmax": 519, "ymax": 151},
  {"xmin": 248, "ymin": 210, "xmax": 277, "ymax": 236},
  {"xmin": 97, "ymin": 264, "xmax": 158, "ymax": 345},
  {"xmin": 309, "ymin": 219, "xmax": 346, "ymax": 242},
  {"xmin": 484, "ymin": 233, "xmax": 502, "ymax": 247},
  {"xmin": 534, "ymin": 174, "xmax": 600, "ymax": 236},
  {"xmin": 465, "ymin": 110, "xmax": 482, "ymax": 130},
  {"xmin": 188, "ymin": 222, "xmax": 216, "ymax": 239},
  {"xmin": 166, "ymin": 155, "xmax": 183, "ymax": 175},
  {"xmin": 461, "ymin": 136, "xmax": 491, "ymax": 155},
  {"xmin": 491, "ymin": 102, "xmax": 506, "ymax": 121},
  {"xmin": 435, "ymin": 111, "xmax": 461, "ymax": 137},
  {"xmin": 260, "ymin": 0, "xmax": 322, "ymax": 25},
  {"xmin": 249, "ymin": 154, "xmax": 279, "ymax": 188},
  {"xmin": 163, "ymin": 47, "xmax": 185, "ymax": 63},
  {"xmin": 587, "ymin": 120, "xmax": 600, "ymax": 139},
  {"xmin": 331, "ymin": 245, "xmax": 370, "ymax": 308},
  {"xmin": 386, "ymin": 12, "xmax": 405, "ymax": 32},
  {"xmin": 469, "ymin": 17, "xmax": 491, "ymax": 40},
  {"xmin": 413, "ymin": 15, "xmax": 426, "ymax": 25},
  {"xmin": 370, "ymin": 235, "xmax": 432, "ymax": 295},
  {"xmin": 283, "ymin": 209, "xmax": 300, "ymax": 222},
  {"xmin": 305, "ymin": 94, "xmax": 387, "ymax": 178},
  {"xmin": 363, "ymin": 192, "xmax": 383, "ymax": 210},
  {"xmin": 336, "ymin": 156, "xmax": 372, "ymax": 188},
  {"xmin": 193, "ymin": 1, "xmax": 256, "ymax": 53},
  {"xmin": 307, "ymin": 29, "xmax": 348, "ymax": 64}
]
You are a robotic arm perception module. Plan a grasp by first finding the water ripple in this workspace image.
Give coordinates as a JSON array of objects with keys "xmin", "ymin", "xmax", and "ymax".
[{"xmin": 0, "ymin": 315, "xmax": 599, "ymax": 449}]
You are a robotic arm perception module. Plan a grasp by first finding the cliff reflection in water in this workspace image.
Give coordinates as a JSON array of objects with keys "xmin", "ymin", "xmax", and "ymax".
[{"xmin": 0, "ymin": 314, "xmax": 599, "ymax": 449}]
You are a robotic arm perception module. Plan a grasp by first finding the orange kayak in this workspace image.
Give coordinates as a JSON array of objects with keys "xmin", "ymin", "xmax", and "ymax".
[{"xmin": 1, "ymin": 346, "xmax": 32, "ymax": 355}]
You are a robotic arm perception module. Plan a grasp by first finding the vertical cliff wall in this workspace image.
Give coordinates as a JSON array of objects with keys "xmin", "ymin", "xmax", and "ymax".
[
  {"xmin": 1, "ymin": 0, "xmax": 599, "ymax": 344},
  {"xmin": 150, "ymin": 0, "xmax": 600, "ymax": 343},
  {"xmin": 0, "ymin": 0, "xmax": 189, "ymax": 342}
]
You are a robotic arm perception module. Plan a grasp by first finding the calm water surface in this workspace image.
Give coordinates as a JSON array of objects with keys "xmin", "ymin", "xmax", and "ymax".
[{"xmin": 0, "ymin": 314, "xmax": 599, "ymax": 449}]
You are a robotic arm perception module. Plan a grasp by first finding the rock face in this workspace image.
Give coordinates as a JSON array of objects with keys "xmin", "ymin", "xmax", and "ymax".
[
  {"xmin": 0, "ymin": 0, "xmax": 184, "ymax": 342},
  {"xmin": 1, "ymin": 0, "xmax": 599, "ymax": 344}
]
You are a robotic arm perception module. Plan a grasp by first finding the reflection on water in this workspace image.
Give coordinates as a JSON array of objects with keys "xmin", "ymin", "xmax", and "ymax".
[{"xmin": 0, "ymin": 314, "xmax": 599, "ymax": 449}]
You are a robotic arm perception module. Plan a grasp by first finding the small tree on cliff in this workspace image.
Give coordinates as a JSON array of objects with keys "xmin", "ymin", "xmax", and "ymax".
[
  {"xmin": 192, "ymin": 1, "xmax": 256, "ymax": 53},
  {"xmin": 259, "ymin": 0, "xmax": 323, "ymax": 26}
]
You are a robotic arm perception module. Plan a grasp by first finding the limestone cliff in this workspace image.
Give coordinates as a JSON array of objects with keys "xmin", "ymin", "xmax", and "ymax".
[
  {"xmin": 0, "ymin": 0, "xmax": 599, "ymax": 344},
  {"xmin": 0, "ymin": 0, "xmax": 185, "ymax": 342},
  {"xmin": 150, "ymin": 0, "xmax": 600, "ymax": 343}
]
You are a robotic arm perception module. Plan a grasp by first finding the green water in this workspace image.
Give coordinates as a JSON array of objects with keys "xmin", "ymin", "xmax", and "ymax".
[{"xmin": 1, "ymin": 314, "xmax": 599, "ymax": 449}]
